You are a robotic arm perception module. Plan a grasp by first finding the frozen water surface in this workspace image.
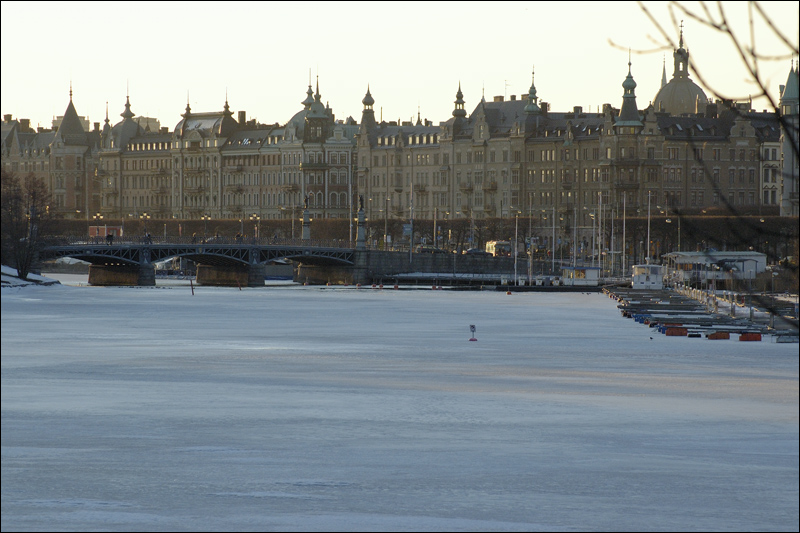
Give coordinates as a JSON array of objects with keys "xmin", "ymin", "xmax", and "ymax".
[{"xmin": 2, "ymin": 277, "xmax": 798, "ymax": 531}]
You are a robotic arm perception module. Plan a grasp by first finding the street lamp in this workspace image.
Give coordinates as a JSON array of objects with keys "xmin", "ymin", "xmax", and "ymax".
[
  {"xmin": 511, "ymin": 208, "xmax": 521, "ymax": 285},
  {"xmin": 250, "ymin": 213, "xmax": 260, "ymax": 241},
  {"xmin": 93, "ymin": 212, "xmax": 103, "ymax": 242},
  {"xmin": 201, "ymin": 214, "xmax": 211, "ymax": 240},
  {"xmin": 140, "ymin": 212, "xmax": 150, "ymax": 234},
  {"xmin": 385, "ymin": 198, "xmax": 390, "ymax": 249},
  {"xmin": 770, "ymin": 269, "xmax": 779, "ymax": 328}
]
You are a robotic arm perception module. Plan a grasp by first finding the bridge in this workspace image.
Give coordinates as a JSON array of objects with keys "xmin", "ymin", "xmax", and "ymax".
[
  {"xmin": 39, "ymin": 238, "xmax": 360, "ymax": 286},
  {"xmin": 38, "ymin": 212, "xmax": 547, "ymax": 287}
]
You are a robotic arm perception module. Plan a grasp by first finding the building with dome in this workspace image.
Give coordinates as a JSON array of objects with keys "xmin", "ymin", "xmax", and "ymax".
[
  {"xmin": 653, "ymin": 27, "xmax": 709, "ymax": 116},
  {"xmin": 1, "ymin": 48, "xmax": 794, "ymax": 259}
]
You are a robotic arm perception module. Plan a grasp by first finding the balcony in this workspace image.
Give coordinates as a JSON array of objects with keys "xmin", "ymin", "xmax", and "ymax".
[
  {"xmin": 224, "ymin": 185, "xmax": 245, "ymax": 194},
  {"xmin": 225, "ymin": 165, "xmax": 243, "ymax": 172},
  {"xmin": 414, "ymin": 184, "xmax": 426, "ymax": 193},
  {"xmin": 483, "ymin": 203, "xmax": 496, "ymax": 213},
  {"xmin": 299, "ymin": 161, "xmax": 328, "ymax": 170},
  {"xmin": 612, "ymin": 180, "xmax": 640, "ymax": 190},
  {"xmin": 561, "ymin": 179, "xmax": 573, "ymax": 189},
  {"xmin": 482, "ymin": 180, "xmax": 497, "ymax": 191},
  {"xmin": 281, "ymin": 184, "xmax": 299, "ymax": 192},
  {"xmin": 183, "ymin": 186, "xmax": 205, "ymax": 194},
  {"xmin": 459, "ymin": 183, "xmax": 473, "ymax": 192}
]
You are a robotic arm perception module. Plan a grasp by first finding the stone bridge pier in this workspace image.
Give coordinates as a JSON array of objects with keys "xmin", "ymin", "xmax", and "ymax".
[
  {"xmin": 88, "ymin": 263, "xmax": 155, "ymax": 286},
  {"xmin": 194, "ymin": 263, "xmax": 266, "ymax": 287}
]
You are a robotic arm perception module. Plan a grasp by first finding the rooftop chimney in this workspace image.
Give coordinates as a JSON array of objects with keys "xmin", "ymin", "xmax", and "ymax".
[
  {"xmin": 238, "ymin": 110, "xmax": 246, "ymax": 124},
  {"xmin": 493, "ymin": 96, "xmax": 504, "ymax": 102}
]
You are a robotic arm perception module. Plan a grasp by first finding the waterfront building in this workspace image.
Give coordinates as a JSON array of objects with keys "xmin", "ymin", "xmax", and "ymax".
[{"xmin": 1, "ymin": 36, "xmax": 792, "ymax": 235}]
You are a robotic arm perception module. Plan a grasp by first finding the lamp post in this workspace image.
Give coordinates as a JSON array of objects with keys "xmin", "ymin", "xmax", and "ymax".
[
  {"xmin": 140, "ymin": 212, "xmax": 150, "ymax": 235},
  {"xmin": 250, "ymin": 213, "xmax": 260, "ymax": 241},
  {"xmin": 589, "ymin": 211, "xmax": 596, "ymax": 268},
  {"xmin": 385, "ymin": 198, "xmax": 390, "ymax": 250},
  {"xmin": 93, "ymin": 212, "xmax": 103, "ymax": 241},
  {"xmin": 646, "ymin": 191, "xmax": 652, "ymax": 264},
  {"xmin": 513, "ymin": 209, "xmax": 520, "ymax": 285},
  {"xmin": 433, "ymin": 206, "xmax": 437, "ymax": 249},
  {"xmin": 770, "ymin": 270, "xmax": 778, "ymax": 328},
  {"xmin": 201, "ymin": 214, "xmax": 211, "ymax": 240}
]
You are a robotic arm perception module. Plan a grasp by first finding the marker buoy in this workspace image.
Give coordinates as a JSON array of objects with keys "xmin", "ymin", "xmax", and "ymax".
[
  {"xmin": 469, "ymin": 324, "xmax": 477, "ymax": 341},
  {"xmin": 507, "ymin": 290, "xmax": 512, "ymax": 295}
]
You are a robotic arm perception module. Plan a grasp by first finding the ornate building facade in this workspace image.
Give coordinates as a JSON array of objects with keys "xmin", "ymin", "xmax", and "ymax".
[{"xmin": 2, "ymin": 45, "xmax": 796, "ymax": 243}]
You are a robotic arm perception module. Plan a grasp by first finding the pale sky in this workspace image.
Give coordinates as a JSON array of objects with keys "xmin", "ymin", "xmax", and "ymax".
[{"xmin": 2, "ymin": 1, "xmax": 797, "ymax": 132}]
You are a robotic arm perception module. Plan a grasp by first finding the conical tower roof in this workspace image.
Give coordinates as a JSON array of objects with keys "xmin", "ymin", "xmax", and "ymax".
[{"xmin": 54, "ymin": 89, "xmax": 88, "ymax": 145}]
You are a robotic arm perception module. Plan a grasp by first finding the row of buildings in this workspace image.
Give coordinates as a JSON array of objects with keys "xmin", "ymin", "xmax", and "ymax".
[{"xmin": 2, "ymin": 33, "xmax": 799, "ymax": 243}]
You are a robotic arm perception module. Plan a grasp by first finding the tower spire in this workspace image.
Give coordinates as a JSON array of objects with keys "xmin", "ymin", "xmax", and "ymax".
[
  {"xmin": 524, "ymin": 64, "xmax": 540, "ymax": 115},
  {"xmin": 453, "ymin": 82, "xmax": 467, "ymax": 118},
  {"xmin": 616, "ymin": 55, "xmax": 642, "ymax": 128}
]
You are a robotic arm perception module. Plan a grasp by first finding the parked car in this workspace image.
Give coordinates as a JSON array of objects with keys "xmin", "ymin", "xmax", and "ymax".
[
  {"xmin": 464, "ymin": 248, "xmax": 491, "ymax": 256},
  {"xmin": 415, "ymin": 245, "xmax": 448, "ymax": 254}
]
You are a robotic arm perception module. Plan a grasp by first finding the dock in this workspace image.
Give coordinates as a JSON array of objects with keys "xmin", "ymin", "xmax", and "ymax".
[{"xmin": 603, "ymin": 286, "xmax": 799, "ymax": 342}]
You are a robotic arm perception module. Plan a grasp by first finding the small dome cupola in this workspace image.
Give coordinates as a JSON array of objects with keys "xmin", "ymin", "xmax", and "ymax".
[
  {"xmin": 453, "ymin": 83, "xmax": 467, "ymax": 118},
  {"xmin": 362, "ymin": 85, "xmax": 375, "ymax": 109}
]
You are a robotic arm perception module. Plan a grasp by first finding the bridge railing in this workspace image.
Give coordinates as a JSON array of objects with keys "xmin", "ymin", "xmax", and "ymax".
[{"xmin": 44, "ymin": 235, "xmax": 357, "ymax": 249}]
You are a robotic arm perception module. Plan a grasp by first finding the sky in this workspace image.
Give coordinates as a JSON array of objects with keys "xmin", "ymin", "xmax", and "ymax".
[
  {"xmin": 2, "ymin": 271, "xmax": 798, "ymax": 530},
  {"xmin": 1, "ymin": 1, "xmax": 798, "ymax": 133}
]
